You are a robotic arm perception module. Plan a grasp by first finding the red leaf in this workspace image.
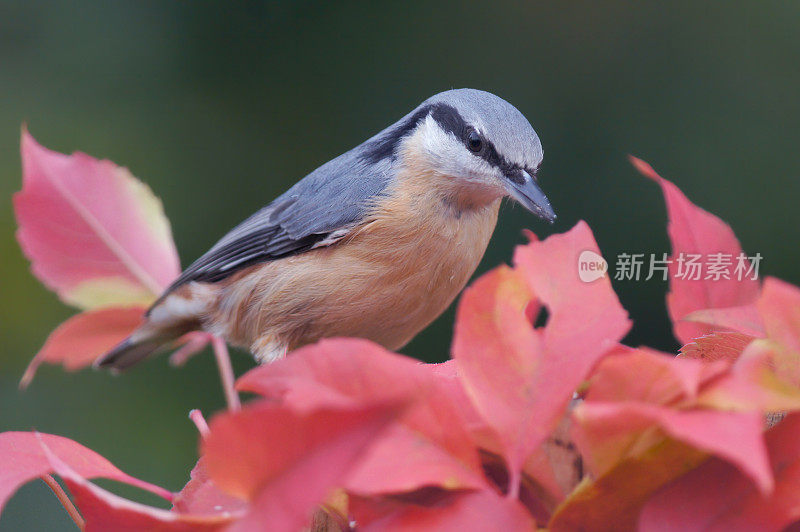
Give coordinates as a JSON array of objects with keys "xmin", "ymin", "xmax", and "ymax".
[
  {"xmin": 574, "ymin": 348, "xmax": 773, "ymax": 493},
  {"xmin": 548, "ymin": 439, "xmax": 708, "ymax": 531},
  {"xmin": 585, "ymin": 346, "xmax": 725, "ymax": 406},
  {"xmin": 631, "ymin": 156, "xmax": 760, "ymax": 343},
  {"xmin": 574, "ymin": 402, "xmax": 771, "ymax": 493},
  {"xmin": 758, "ymin": 277, "xmax": 800, "ymax": 361},
  {"xmin": 639, "ymin": 412, "xmax": 800, "ymax": 531},
  {"xmin": 34, "ymin": 438, "xmax": 237, "ymax": 532},
  {"xmin": 0, "ymin": 431, "xmax": 172, "ymax": 513},
  {"xmin": 344, "ymin": 424, "xmax": 485, "ymax": 496},
  {"xmin": 697, "ymin": 339, "xmax": 800, "ymax": 413},
  {"xmin": 20, "ymin": 306, "xmax": 145, "ymax": 388},
  {"xmin": 451, "ymin": 266, "xmax": 540, "ymax": 486},
  {"xmin": 66, "ymin": 482, "xmax": 232, "ymax": 532},
  {"xmin": 425, "ymin": 360, "xmax": 488, "ymax": 433},
  {"xmin": 237, "ymin": 338, "xmax": 487, "ymax": 495},
  {"xmin": 237, "ymin": 339, "xmax": 424, "ymax": 411},
  {"xmin": 202, "ymin": 401, "xmax": 402, "ymax": 532},
  {"xmin": 14, "ymin": 131, "xmax": 180, "ymax": 309},
  {"xmin": 353, "ymin": 490, "xmax": 535, "ymax": 531},
  {"xmin": 431, "ymin": 359, "xmax": 569, "ymax": 504},
  {"xmin": 453, "ymin": 222, "xmax": 630, "ymax": 494},
  {"xmin": 172, "ymin": 459, "xmax": 247, "ymax": 516}
]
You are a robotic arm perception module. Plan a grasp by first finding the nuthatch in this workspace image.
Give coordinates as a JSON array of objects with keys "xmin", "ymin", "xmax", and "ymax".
[{"xmin": 96, "ymin": 89, "xmax": 555, "ymax": 370}]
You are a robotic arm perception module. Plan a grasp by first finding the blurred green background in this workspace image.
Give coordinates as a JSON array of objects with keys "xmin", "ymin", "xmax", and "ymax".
[{"xmin": 1, "ymin": 1, "xmax": 798, "ymax": 529}]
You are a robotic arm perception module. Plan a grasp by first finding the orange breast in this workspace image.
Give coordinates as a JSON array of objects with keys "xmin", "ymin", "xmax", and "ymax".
[{"xmin": 208, "ymin": 150, "xmax": 502, "ymax": 361}]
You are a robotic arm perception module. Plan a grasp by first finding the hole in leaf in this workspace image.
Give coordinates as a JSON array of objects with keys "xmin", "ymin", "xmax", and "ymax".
[{"xmin": 534, "ymin": 306, "xmax": 550, "ymax": 329}]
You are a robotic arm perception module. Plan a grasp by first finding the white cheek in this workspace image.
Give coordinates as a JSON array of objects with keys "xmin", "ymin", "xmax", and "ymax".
[{"xmin": 415, "ymin": 117, "xmax": 496, "ymax": 182}]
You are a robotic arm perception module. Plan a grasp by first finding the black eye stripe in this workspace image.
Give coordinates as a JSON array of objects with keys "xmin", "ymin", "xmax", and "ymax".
[
  {"xmin": 360, "ymin": 101, "xmax": 535, "ymax": 179},
  {"xmin": 505, "ymin": 167, "xmax": 526, "ymax": 185},
  {"xmin": 479, "ymin": 137, "xmax": 515, "ymax": 176},
  {"xmin": 429, "ymin": 105, "xmax": 520, "ymax": 175},
  {"xmin": 429, "ymin": 103, "xmax": 467, "ymax": 137}
]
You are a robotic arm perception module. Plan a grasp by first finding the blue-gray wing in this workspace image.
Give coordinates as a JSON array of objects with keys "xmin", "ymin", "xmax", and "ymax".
[
  {"xmin": 157, "ymin": 99, "xmax": 433, "ymax": 301},
  {"xmin": 161, "ymin": 151, "xmax": 394, "ymax": 294}
]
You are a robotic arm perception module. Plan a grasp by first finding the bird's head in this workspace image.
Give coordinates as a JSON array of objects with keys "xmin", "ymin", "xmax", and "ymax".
[{"xmin": 380, "ymin": 88, "xmax": 554, "ymax": 222}]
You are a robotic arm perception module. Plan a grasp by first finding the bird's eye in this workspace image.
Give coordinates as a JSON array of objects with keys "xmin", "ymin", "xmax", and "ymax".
[{"xmin": 466, "ymin": 130, "xmax": 483, "ymax": 152}]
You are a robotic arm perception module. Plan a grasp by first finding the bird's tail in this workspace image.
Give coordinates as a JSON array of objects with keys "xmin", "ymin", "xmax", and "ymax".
[
  {"xmin": 95, "ymin": 285, "xmax": 214, "ymax": 371},
  {"xmin": 94, "ymin": 333, "xmax": 171, "ymax": 372}
]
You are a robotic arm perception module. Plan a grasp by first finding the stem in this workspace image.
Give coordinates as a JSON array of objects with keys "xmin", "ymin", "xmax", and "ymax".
[
  {"xmin": 507, "ymin": 467, "xmax": 521, "ymax": 500},
  {"xmin": 212, "ymin": 336, "xmax": 240, "ymax": 411},
  {"xmin": 41, "ymin": 475, "xmax": 84, "ymax": 531},
  {"xmin": 169, "ymin": 332, "xmax": 212, "ymax": 367},
  {"xmin": 189, "ymin": 409, "xmax": 210, "ymax": 439}
]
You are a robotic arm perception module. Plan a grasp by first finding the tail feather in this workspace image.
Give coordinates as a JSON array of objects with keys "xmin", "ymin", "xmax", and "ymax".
[
  {"xmin": 94, "ymin": 336, "xmax": 167, "ymax": 372},
  {"xmin": 95, "ymin": 287, "xmax": 212, "ymax": 371}
]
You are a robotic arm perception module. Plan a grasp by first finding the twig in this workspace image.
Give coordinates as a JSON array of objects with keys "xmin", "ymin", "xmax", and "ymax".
[
  {"xmin": 211, "ymin": 336, "xmax": 241, "ymax": 411},
  {"xmin": 169, "ymin": 332, "xmax": 212, "ymax": 367},
  {"xmin": 41, "ymin": 474, "xmax": 84, "ymax": 531},
  {"xmin": 189, "ymin": 409, "xmax": 211, "ymax": 439},
  {"xmin": 507, "ymin": 467, "xmax": 521, "ymax": 500}
]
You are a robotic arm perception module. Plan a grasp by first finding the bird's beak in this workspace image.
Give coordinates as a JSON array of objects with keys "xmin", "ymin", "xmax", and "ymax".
[{"xmin": 504, "ymin": 169, "xmax": 556, "ymax": 223}]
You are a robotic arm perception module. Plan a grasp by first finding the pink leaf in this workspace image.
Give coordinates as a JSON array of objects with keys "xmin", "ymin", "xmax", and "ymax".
[
  {"xmin": 237, "ymin": 338, "xmax": 487, "ymax": 495},
  {"xmin": 758, "ymin": 277, "xmax": 800, "ymax": 359},
  {"xmin": 678, "ymin": 331, "xmax": 755, "ymax": 363},
  {"xmin": 35, "ymin": 438, "xmax": 237, "ymax": 532},
  {"xmin": 202, "ymin": 400, "xmax": 402, "ymax": 532},
  {"xmin": 586, "ymin": 346, "xmax": 725, "ymax": 406},
  {"xmin": 453, "ymin": 222, "xmax": 630, "ymax": 494},
  {"xmin": 0, "ymin": 431, "xmax": 172, "ymax": 514},
  {"xmin": 574, "ymin": 402, "xmax": 772, "ymax": 494},
  {"xmin": 425, "ymin": 360, "xmax": 488, "ymax": 433},
  {"xmin": 20, "ymin": 306, "xmax": 145, "ymax": 388},
  {"xmin": 639, "ymin": 412, "xmax": 800, "ymax": 531},
  {"xmin": 14, "ymin": 131, "xmax": 180, "ymax": 309},
  {"xmin": 697, "ymin": 339, "xmax": 800, "ymax": 412},
  {"xmin": 237, "ymin": 339, "xmax": 430, "ymax": 410},
  {"xmin": 682, "ymin": 305, "xmax": 765, "ymax": 337},
  {"xmin": 64, "ymin": 479, "xmax": 232, "ymax": 532},
  {"xmin": 631, "ymin": 156, "xmax": 760, "ymax": 344},
  {"xmin": 573, "ymin": 348, "xmax": 775, "ymax": 494},
  {"xmin": 172, "ymin": 459, "xmax": 247, "ymax": 516}
]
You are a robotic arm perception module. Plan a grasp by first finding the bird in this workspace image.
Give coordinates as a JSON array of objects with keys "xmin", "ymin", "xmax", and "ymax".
[{"xmin": 95, "ymin": 88, "xmax": 555, "ymax": 371}]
